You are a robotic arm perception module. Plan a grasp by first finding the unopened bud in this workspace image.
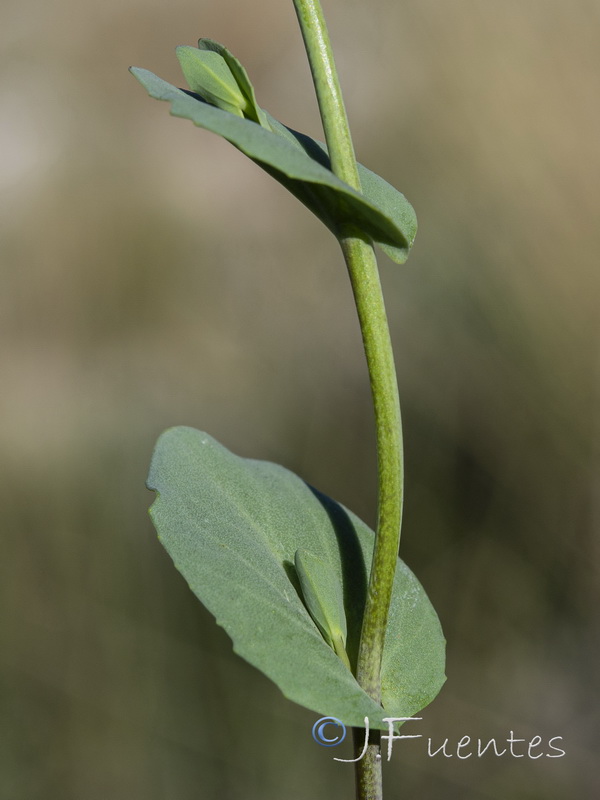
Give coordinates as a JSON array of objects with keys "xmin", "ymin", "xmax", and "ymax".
[
  {"xmin": 176, "ymin": 45, "xmax": 250, "ymax": 117},
  {"xmin": 295, "ymin": 549, "xmax": 349, "ymax": 668}
]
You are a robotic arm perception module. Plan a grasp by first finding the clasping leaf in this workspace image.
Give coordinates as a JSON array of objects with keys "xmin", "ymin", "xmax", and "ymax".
[
  {"xmin": 147, "ymin": 427, "xmax": 446, "ymax": 729},
  {"xmin": 130, "ymin": 40, "xmax": 418, "ymax": 264}
]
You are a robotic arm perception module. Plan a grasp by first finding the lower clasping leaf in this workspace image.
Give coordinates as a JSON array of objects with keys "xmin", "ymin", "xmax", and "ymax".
[{"xmin": 147, "ymin": 426, "xmax": 446, "ymax": 729}]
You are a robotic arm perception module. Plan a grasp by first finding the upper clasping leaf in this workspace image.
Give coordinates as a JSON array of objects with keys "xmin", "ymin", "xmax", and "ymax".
[{"xmin": 130, "ymin": 40, "xmax": 418, "ymax": 264}]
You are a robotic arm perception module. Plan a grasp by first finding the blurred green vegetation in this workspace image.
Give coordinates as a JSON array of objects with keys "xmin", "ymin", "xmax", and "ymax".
[{"xmin": 1, "ymin": 0, "xmax": 598, "ymax": 797}]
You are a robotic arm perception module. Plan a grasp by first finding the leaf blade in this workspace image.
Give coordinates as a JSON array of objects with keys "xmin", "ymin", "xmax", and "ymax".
[
  {"xmin": 130, "ymin": 66, "xmax": 416, "ymax": 263},
  {"xmin": 147, "ymin": 427, "xmax": 445, "ymax": 727}
]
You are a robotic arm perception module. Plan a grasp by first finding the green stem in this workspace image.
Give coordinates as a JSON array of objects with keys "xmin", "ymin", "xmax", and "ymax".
[
  {"xmin": 353, "ymin": 728, "xmax": 382, "ymax": 800},
  {"xmin": 292, "ymin": 0, "xmax": 361, "ymax": 187},
  {"xmin": 339, "ymin": 233, "xmax": 403, "ymax": 702},
  {"xmin": 292, "ymin": 2, "xmax": 404, "ymax": 798}
]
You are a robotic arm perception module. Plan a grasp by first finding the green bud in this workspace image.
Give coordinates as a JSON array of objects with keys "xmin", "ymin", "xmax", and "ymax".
[
  {"xmin": 295, "ymin": 549, "xmax": 349, "ymax": 668},
  {"xmin": 176, "ymin": 45, "xmax": 250, "ymax": 117},
  {"xmin": 176, "ymin": 40, "xmax": 270, "ymax": 127}
]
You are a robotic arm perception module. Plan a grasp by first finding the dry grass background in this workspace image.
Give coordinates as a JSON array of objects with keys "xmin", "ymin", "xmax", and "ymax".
[{"xmin": 1, "ymin": 1, "xmax": 599, "ymax": 797}]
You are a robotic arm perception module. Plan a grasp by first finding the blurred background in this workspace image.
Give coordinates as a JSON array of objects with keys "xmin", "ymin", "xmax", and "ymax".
[{"xmin": 1, "ymin": 0, "xmax": 599, "ymax": 797}]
